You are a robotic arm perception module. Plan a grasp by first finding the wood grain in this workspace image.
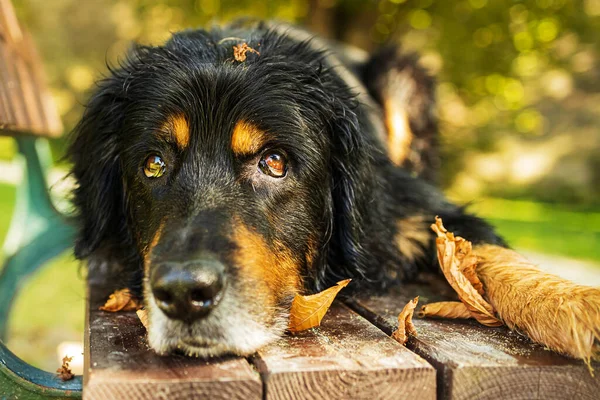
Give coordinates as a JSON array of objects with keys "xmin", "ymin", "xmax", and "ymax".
[
  {"xmin": 0, "ymin": 0, "xmax": 62, "ymax": 137},
  {"xmin": 253, "ymin": 302, "xmax": 436, "ymax": 400},
  {"xmin": 84, "ymin": 284, "xmax": 262, "ymax": 400},
  {"xmin": 346, "ymin": 283, "xmax": 600, "ymax": 400}
]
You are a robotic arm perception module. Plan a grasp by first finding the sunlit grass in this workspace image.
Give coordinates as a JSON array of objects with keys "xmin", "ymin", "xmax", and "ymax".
[
  {"xmin": 7, "ymin": 252, "xmax": 84, "ymax": 372},
  {"xmin": 0, "ymin": 183, "xmax": 15, "ymax": 250},
  {"xmin": 1, "ymin": 182, "xmax": 83, "ymax": 372},
  {"xmin": 468, "ymin": 198, "xmax": 600, "ymax": 263}
]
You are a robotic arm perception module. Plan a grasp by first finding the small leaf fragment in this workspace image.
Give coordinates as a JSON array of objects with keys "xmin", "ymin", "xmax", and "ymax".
[
  {"xmin": 288, "ymin": 279, "xmax": 351, "ymax": 332},
  {"xmin": 99, "ymin": 289, "xmax": 142, "ymax": 312},
  {"xmin": 137, "ymin": 309, "xmax": 149, "ymax": 329},
  {"xmin": 419, "ymin": 301, "xmax": 472, "ymax": 319},
  {"xmin": 56, "ymin": 355, "xmax": 74, "ymax": 381},
  {"xmin": 233, "ymin": 43, "xmax": 260, "ymax": 62},
  {"xmin": 430, "ymin": 217, "xmax": 503, "ymax": 327},
  {"xmin": 391, "ymin": 296, "xmax": 419, "ymax": 345}
]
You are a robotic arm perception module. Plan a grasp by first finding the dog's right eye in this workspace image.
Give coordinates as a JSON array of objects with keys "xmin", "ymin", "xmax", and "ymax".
[
  {"xmin": 258, "ymin": 151, "xmax": 287, "ymax": 178},
  {"xmin": 144, "ymin": 155, "xmax": 166, "ymax": 178}
]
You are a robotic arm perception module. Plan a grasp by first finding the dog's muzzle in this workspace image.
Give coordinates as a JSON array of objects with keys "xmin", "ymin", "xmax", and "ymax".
[{"xmin": 150, "ymin": 257, "xmax": 226, "ymax": 322}]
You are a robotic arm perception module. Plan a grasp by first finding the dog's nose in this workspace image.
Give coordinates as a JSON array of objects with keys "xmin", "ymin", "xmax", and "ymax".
[{"xmin": 150, "ymin": 258, "xmax": 225, "ymax": 322}]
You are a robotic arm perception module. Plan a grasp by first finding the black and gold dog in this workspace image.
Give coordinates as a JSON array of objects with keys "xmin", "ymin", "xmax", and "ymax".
[{"xmin": 69, "ymin": 21, "xmax": 520, "ymax": 357}]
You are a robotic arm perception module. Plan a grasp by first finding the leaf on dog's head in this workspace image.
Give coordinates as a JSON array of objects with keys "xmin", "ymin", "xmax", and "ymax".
[
  {"xmin": 288, "ymin": 279, "xmax": 351, "ymax": 333},
  {"xmin": 391, "ymin": 297, "xmax": 419, "ymax": 345},
  {"xmin": 430, "ymin": 217, "xmax": 503, "ymax": 327},
  {"xmin": 233, "ymin": 43, "xmax": 260, "ymax": 62},
  {"xmin": 100, "ymin": 289, "xmax": 142, "ymax": 312}
]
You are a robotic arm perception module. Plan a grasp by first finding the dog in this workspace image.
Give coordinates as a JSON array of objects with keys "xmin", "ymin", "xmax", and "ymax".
[{"xmin": 69, "ymin": 20, "xmax": 506, "ymax": 357}]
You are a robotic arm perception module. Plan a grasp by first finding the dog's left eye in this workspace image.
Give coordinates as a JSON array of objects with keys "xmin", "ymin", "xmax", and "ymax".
[
  {"xmin": 258, "ymin": 151, "xmax": 287, "ymax": 178},
  {"xmin": 144, "ymin": 155, "xmax": 166, "ymax": 178}
]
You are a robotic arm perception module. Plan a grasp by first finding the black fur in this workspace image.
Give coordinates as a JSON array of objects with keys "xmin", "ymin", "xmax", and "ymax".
[{"xmin": 69, "ymin": 21, "xmax": 505, "ymax": 351}]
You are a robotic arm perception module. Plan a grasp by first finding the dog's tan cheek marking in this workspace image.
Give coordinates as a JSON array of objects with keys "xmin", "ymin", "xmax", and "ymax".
[
  {"xmin": 232, "ymin": 223, "xmax": 302, "ymax": 308},
  {"xmin": 164, "ymin": 114, "xmax": 190, "ymax": 149},
  {"xmin": 231, "ymin": 120, "xmax": 266, "ymax": 156},
  {"xmin": 384, "ymin": 99, "xmax": 414, "ymax": 166},
  {"xmin": 395, "ymin": 215, "xmax": 431, "ymax": 262}
]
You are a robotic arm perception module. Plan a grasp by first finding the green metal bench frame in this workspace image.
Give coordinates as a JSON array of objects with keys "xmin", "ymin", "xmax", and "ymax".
[{"xmin": 0, "ymin": 136, "xmax": 81, "ymax": 399}]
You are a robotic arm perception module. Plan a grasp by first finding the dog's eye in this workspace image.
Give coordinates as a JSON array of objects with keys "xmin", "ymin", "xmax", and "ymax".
[
  {"xmin": 144, "ymin": 155, "xmax": 166, "ymax": 178},
  {"xmin": 258, "ymin": 151, "xmax": 287, "ymax": 178}
]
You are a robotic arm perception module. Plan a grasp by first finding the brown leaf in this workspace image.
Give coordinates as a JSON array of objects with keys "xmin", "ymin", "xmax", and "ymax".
[
  {"xmin": 99, "ymin": 289, "xmax": 142, "ymax": 312},
  {"xmin": 391, "ymin": 296, "xmax": 419, "ymax": 345},
  {"xmin": 56, "ymin": 355, "xmax": 74, "ymax": 381},
  {"xmin": 137, "ymin": 309, "xmax": 149, "ymax": 329},
  {"xmin": 460, "ymin": 261, "xmax": 484, "ymax": 295},
  {"xmin": 431, "ymin": 217, "xmax": 503, "ymax": 327},
  {"xmin": 233, "ymin": 43, "xmax": 259, "ymax": 62},
  {"xmin": 419, "ymin": 301, "xmax": 472, "ymax": 319},
  {"xmin": 288, "ymin": 279, "xmax": 351, "ymax": 332}
]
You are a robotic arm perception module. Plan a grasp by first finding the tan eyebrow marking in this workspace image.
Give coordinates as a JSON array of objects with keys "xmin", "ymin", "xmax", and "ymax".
[
  {"xmin": 231, "ymin": 120, "xmax": 266, "ymax": 156},
  {"xmin": 163, "ymin": 114, "xmax": 190, "ymax": 149}
]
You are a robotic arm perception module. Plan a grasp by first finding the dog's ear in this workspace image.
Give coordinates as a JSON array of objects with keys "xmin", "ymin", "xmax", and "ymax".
[
  {"xmin": 361, "ymin": 46, "xmax": 439, "ymax": 182},
  {"xmin": 316, "ymin": 83, "xmax": 390, "ymax": 290},
  {"xmin": 68, "ymin": 72, "xmax": 129, "ymax": 259}
]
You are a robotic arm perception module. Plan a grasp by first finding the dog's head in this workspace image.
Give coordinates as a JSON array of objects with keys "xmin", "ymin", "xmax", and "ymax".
[{"xmin": 70, "ymin": 24, "xmax": 386, "ymax": 356}]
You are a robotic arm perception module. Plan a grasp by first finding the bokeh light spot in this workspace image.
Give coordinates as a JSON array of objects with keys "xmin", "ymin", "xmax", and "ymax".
[
  {"xmin": 537, "ymin": 18, "xmax": 559, "ymax": 42},
  {"xmin": 409, "ymin": 9, "xmax": 432, "ymax": 30}
]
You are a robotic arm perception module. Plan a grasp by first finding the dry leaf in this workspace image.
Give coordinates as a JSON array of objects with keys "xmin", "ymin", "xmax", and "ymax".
[
  {"xmin": 56, "ymin": 355, "xmax": 74, "ymax": 381},
  {"xmin": 137, "ymin": 309, "xmax": 149, "ymax": 329},
  {"xmin": 99, "ymin": 289, "xmax": 142, "ymax": 312},
  {"xmin": 288, "ymin": 279, "xmax": 351, "ymax": 332},
  {"xmin": 431, "ymin": 217, "xmax": 503, "ymax": 327},
  {"xmin": 460, "ymin": 262, "xmax": 484, "ymax": 295},
  {"xmin": 391, "ymin": 297, "xmax": 419, "ymax": 345},
  {"xmin": 419, "ymin": 301, "xmax": 471, "ymax": 319},
  {"xmin": 233, "ymin": 43, "xmax": 259, "ymax": 62}
]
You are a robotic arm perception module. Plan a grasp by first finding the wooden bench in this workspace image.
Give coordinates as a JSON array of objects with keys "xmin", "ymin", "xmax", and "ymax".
[{"xmin": 85, "ymin": 280, "xmax": 600, "ymax": 400}]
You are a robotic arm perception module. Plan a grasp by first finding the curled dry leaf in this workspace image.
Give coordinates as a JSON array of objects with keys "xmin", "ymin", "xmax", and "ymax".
[
  {"xmin": 99, "ymin": 289, "xmax": 142, "ymax": 312},
  {"xmin": 460, "ymin": 262, "xmax": 484, "ymax": 295},
  {"xmin": 430, "ymin": 217, "xmax": 503, "ymax": 327},
  {"xmin": 391, "ymin": 297, "xmax": 419, "ymax": 345},
  {"xmin": 57, "ymin": 355, "xmax": 74, "ymax": 381},
  {"xmin": 288, "ymin": 279, "xmax": 351, "ymax": 333},
  {"xmin": 233, "ymin": 43, "xmax": 260, "ymax": 62},
  {"xmin": 137, "ymin": 309, "xmax": 149, "ymax": 329},
  {"xmin": 419, "ymin": 301, "xmax": 471, "ymax": 320}
]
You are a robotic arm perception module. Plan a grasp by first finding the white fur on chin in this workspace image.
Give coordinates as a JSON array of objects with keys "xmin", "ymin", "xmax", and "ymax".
[{"xmin": 144, "ymin": 281, "xmax": 287, "ymax": 357}]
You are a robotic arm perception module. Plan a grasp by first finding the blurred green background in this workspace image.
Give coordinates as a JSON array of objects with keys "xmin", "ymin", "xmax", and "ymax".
[{"xmin": 2, "ymin": 0, "xmax": 599, "ymax": 372}]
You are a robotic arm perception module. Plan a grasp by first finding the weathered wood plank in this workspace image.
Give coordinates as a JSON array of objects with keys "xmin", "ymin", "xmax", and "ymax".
[
  {"xmin": 0, "ymin": 0, "xmax": 22, "ymax": 45},
  {"xmin": 0, "ymin": 45, "xmax": 29, "ymax": 129},
  {"xmin": 346, "ymin": 283, "xmax": 600, "ymax": 400},
  {"xmin": 0, "ymin": 0, "xmax": 62, "ymax": 137},
  {"xmin": 253, "ymin": 302, "xmax": 436, "ymax": 400},
  {"xmin": 84, "ymin": 284, "xmax": 262, "ymax": 400},
  {"xmin": 22, "ymin": 32, "xmax": 62, "ymax": 134}
]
